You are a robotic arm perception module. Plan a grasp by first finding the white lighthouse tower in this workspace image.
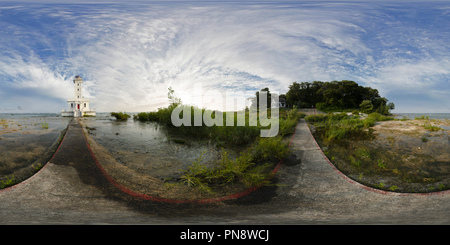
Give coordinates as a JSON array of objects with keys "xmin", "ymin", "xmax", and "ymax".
[{"xmin": 61, "ymin": 75, "xmax": 96, "ymax": 117}]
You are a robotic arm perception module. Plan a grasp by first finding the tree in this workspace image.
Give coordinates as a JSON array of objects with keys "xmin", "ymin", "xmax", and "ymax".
[
  {"xmin": 360, "ymin": 100, "xmax": 373, "ymax": 113},
  {"xmin": 286, "ymin": 82, "xmax": 302, "ymax": 108},
  {"xmin": 252, "ymin": 87, "xmax": 272, "ymax": 110},
  {"xmin": 167, "ymin": 86, "xmax": 181, "ymax": 107},
  {"xmin": 387, "ymin": 102, "xmax": 395, "ymax": 111},
  {"xmin": 286, "ymin": 80, "xmax": 393, "ymax": 113}
]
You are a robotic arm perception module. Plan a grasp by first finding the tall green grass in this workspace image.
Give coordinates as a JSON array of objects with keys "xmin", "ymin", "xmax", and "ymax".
[
  {"xmin": 180, "ymin": 135, "xmax": 291, "ymax": 193},
  {"xmin": 136, "ymin": 105, "xmax": 305, "ymax": 147}
]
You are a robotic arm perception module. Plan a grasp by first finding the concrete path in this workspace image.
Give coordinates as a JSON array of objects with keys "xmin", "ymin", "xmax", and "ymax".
[{"xmin": 1, "ymin": 118, "xmax": 449, "ymax": 224}]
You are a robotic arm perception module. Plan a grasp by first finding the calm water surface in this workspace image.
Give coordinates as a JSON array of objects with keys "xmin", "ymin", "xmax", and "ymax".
[{"xmin": 395, "ymin": 113, "xmax": 450, "ymax": 120}]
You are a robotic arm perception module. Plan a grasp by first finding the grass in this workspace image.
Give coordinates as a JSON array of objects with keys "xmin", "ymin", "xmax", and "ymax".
[
  {"xmin": 377, "ymin": 159, "xmax": 388, "ymax": 170},
  {"xmin": 136, "ymin": 105, "xmax": 305, "ymax": 147},
  {"xmin": 415, "ymin": 115, "xmax": 442, "ymax": 131},
  {"xmin": 175, "ymin": 109, "xmax": 302, "ymax": 193},
  {"xmin": 41, "ymin": 121, "xmax": 49, "ymax": 129},
  {"xmin": 180, "ymin": 135, "xmax": 291, "ymax": 193},
  {"xmin": 0, "ymin": 175, "xmax": 19, "ymax": 189},
  {"xmin": 423, "ymin": 123, "xmax": 441, "ymax": 132},
  {"xmin": 305, "ymin": 112, "xmax": 391, "ymax": 146},
  {"xmin": 389, "ymin": 185, "xmax": 399, "ymax": 191}
]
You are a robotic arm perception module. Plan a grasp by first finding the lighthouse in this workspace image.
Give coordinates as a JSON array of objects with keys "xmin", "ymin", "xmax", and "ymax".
[{"xmin": 61, "ymin": 75, "xmax": 96, "ymax": 117}]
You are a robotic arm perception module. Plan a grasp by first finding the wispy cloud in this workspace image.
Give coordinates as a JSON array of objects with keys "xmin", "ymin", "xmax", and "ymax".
[{"xmin": 0, "ymin": 1, "xmax": 450, "ymax": 113}]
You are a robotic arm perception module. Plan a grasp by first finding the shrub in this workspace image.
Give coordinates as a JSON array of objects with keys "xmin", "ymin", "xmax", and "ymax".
[
  {"xmin": 252, "ymin": 136, "xmax": 291, "ymax": 161},
  {"xmin": 111, "ymin": 112, "xmax": 131, "ymax": 120},
  {"xmin": 305, "ymin": 114, "xmax": 324, "ymax": 123},
  {"xmin": 360, "ymin": 100, "xmax": 373, "ymax": 113},
  {"xmin": 367, "ymin": 112, "xmax": 393, "ymax": 122},
  {"xmin": 136, "ymin": 112, "xmax": 149, "ymax": 121}
]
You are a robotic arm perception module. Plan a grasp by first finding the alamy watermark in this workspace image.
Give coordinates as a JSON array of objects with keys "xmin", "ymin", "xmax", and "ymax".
[{"xmin": 171, "ymin": 83, "xmax": 279, "ymax": 137}]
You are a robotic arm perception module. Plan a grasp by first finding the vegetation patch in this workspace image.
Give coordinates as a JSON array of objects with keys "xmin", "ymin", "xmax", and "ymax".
[
  {"xmin": 179, "ymin": 136, "xmax": 290, "ymax": 194},
  {"xmin": 286, "ymin": 80, "xmax": 394, "ymax": 114},
  {"xmin": 132, "ymin": 87, "xmax": 305, "ymax": 195},
  {"xmin": 307, "ymin": 113, "xmax": 450, "ymax": 193},
  {"xmin": 0, "ymin": 175, "xmax": 19, "ymax": 189},
  {"xmin": 111, "ymin": 112, "xmax": 131, "ymax": 120}
]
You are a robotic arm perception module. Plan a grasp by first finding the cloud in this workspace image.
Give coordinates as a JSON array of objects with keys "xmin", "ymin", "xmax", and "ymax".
[{"xmin": 1, "ymin": 1, "xmax": 450, "ymax": 113}]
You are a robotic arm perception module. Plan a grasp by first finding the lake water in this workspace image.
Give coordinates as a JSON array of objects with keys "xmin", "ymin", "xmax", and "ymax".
[
  {"xmin": 395, "ymin": 113, "xmax": 450, "ymax": 120},
  {"xmin": 80, "ymin": 113, "xmax": 221, "ymax": 179}
]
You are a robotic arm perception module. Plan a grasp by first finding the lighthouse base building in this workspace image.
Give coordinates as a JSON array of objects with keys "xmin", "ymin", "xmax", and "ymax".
[{"xmin": 61, "ymin": 75, "xmax": 96, "ymax": 117}]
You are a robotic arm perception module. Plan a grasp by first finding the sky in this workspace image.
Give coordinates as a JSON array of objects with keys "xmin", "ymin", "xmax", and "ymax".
[{"xmin": 1, "ymin": 1, "xmax": 450, "ymax": 113}]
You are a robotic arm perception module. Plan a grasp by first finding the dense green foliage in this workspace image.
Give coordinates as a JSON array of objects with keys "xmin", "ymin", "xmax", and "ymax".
[
  {"xmin": 111, "ymin": 112, "xmax": 131, "ymax": 120},
  {"xmin": 286, "ymin": 80, "xmax": 394, "ymax": 114}
]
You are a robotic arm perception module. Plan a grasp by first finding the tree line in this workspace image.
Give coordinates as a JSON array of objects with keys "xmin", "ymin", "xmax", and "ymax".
[{"xmin": 284, "ymin": 80, "xmax": 394, "ymax": 115}]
